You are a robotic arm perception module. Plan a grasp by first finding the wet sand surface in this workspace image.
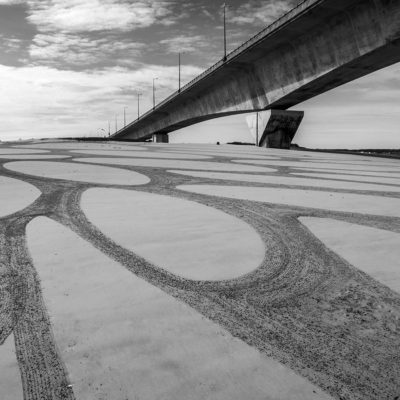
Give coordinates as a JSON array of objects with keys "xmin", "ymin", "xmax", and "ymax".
[
  {"xmin": 233, "ymin": 159, "xmax": 400, "ymax": 172},
  {"xmin": 169, "ymin": 169, "xmax": 400, "ymax": 193},
  {"xmin": 177, "ymin": 185, "xmax": 400, "ymax": 217},
  {"xmin": 0, "ymin": 154, "xmax": 70, "ymax": 160},
  {"xmin": 81, "ymin": 188, "xmax": 265, "ymax": 281},
  {"xmin": 27, "ymin": 217, "xmax": 330, "ymax": 400},
  {"xmin": 0, "ymin": 148, "xmax": 49, "ymax": 154},
  {"xmin": 0, "ymin": 176, "xmax": 41, "ymax": 217},
  {"xmin": 74, "ymin": 156, "xmax": 276, "ymax": 172},
  {"xmin": 293, "ymin": 167, "xmax": 400, "ymax": 178},
  {"xmin": 293, "ymin": 171, "xmax": 400, "ymax": 185},
  {"xmin": 14, "ymin": 141, "xmax": 148, "ymax": 151},
  {"xmin": 71, "ymin": 149, "xmax": 213, "ymax": 159},
  {"xmin": 0, "ymin": 141, "xmax": 399, "ymax": 400},
  {"xmin": 299, "ymin": 217, "xmax": 400, "ymax": 294},
  {"xmin": 0, "ymin": 334, "xmax": 24, "ymax": 400},
  {"xmin": 5, "ymin": 161, "xmax": 150, "ymax": 186}
]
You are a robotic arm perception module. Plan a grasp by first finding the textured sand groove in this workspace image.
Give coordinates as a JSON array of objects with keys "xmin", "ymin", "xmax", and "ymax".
[
  {"xmin": 56, "ymin": 183, "xmax": 400, "ymax": 400},
  {"xmin": 122, "ymin": 167, "xmax": 400, "ymax": 235},
  {"xmin": 1, "ymin": 215, "xmax": 75, "ymax": 400},
  {"xmin": 0, "ymin": 174, "xmax": 80, "ymax": 399},
  {"xmin": 0, "ymin": 227, "xmax": 15, "ymax": 345}
]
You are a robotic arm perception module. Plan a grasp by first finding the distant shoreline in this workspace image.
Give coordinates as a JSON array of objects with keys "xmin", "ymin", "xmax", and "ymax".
[
  {"xmin": 290, "ymin": 144, "xmax": 400, "ymax": 160},
  {"xmin": 2, "ymin": 138, "xmax": 399, "ymax": 160}
]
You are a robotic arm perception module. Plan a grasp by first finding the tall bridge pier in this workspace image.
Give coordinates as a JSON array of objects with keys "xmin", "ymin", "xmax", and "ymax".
[{"xmin": 258, "ymin": 110, "xmax": 304, "ymax": 149}]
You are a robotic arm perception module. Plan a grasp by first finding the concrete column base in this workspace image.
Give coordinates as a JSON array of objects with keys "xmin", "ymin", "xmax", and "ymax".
[
  {"xmin": 152, "ymin": 133, "xmax": 169, "ymax": 143},
  {"xmin": 259, "ymin": 110, "xmax": 304, "ymax": 149}
]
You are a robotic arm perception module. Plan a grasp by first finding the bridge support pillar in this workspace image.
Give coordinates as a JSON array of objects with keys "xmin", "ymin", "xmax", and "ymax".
[
  {"xmin": 152, "ymin": 133, "xmax": 169, "ymax": 143},
  {"xmin": 259, "ymin": 110, "xmax": 304, "ymax": 149}
]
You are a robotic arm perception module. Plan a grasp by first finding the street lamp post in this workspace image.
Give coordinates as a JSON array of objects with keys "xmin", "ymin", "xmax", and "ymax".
[
  {"xmin": 223, "ymin": 2, "xmax": 227, "ymax": 61},
  {"xmin": 255, "ymin": 112, "xmax": 259, "ymax": 147},
  {"xmin": 137, "ymin": 93, "xmax": 142, "ymax": 120},
  {"xmin": 179, "ymin": 53, "xmax": 181, "ymax": 92},
  {"xmin": 153, "ymin": 77, "xmax": 158, "ymax": 110},
  {"xmin": 178, "ymin": 52, "xmax": 186, "ymax": 92}
]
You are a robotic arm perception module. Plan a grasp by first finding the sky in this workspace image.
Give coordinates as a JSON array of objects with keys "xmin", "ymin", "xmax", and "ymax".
[{"xmin": 0, "ymin": 0, "xmax": 399, "ymax": 148}]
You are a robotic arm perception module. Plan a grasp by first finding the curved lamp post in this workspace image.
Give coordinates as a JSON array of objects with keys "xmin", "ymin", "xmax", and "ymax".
[{"xmin": 153, "ymin": 77, "xmax": 158, "ymax": 110}]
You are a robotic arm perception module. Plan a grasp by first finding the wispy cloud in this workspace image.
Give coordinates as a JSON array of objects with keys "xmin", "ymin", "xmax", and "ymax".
[
  {"xmin": 0, "ymin": 63, "xmax": 204, "ymax": 139},
  {"xmin": 0, "ymin": 0, "xmax": 25, "ymax": 4},
  {"xmin": 0, "ymin": 35, "xmax": 23, "ymax": 52},
  {"xmin": 160, "ymin": 35, "xmax": 209, "ymax": 54},
  {"xmin": 29, "ymin": 33, "xmax": 145, "ymax": 67},
  {"xmin": 25, "ymin": 0, "xmax": 177, "ymax": 33},
  {"xmin": 201, "ymin": 8, "xmax": 214, "ymax": 20},
  {"xmin": 228, "ymin": 0, "xmax": 294, "ymax": 26},
  {"xmin": 12, "ymin": 0, "xmax": 186, "ymax": 68}
]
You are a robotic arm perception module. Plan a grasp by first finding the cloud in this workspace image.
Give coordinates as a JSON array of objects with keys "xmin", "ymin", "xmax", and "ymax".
[
  {"xmin": 201, "ymin": 8, "xmax": 214, "ymax": 20},
  {"xmin": 0, "ymin": 63, "xmax": 203, "ymax": 140},
  {"xmin": 11, "ymin": 0, "xmax": 184, "ymax": 69},
  {"xmin": 0, "ymin": 0, "xmax": 25, "ymax": 4},
  {"xmin": 228, "ymin": 0, "xmax": 294, "ymax": 27},
  {"xmin": 26, "ymin": 0, "xmax": 176, "ymax": 33},
  {"xmin": 29, "ymin": 33, "xmax": 145, "ymax": 67},
  {"xmin": 160, "ymin": 35, "xmax": 209, "ymax": 54},
  {"xmin": 0, "ymin": 35, "xmax": 24, "ymax": 52}
]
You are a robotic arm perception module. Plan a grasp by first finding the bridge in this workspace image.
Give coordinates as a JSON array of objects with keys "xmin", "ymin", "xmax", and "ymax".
[{"xmin": 112, "ymin": 0, "xmax": 400, "ymax": 148}]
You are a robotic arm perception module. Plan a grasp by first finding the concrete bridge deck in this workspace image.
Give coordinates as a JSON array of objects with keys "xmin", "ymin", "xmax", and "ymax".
[{"xmin": 112, "ymin": 0, "xmax": 400, "ymax": 147}]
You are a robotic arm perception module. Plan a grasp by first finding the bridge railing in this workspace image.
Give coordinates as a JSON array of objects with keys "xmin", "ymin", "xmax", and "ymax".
[
  {"xmin": 179, "ymin": 0, "xmax": 317, "ymax": 93},
  {"xmin": 114, "ymin": 0, "xmax": 320, "ymax": 135}
]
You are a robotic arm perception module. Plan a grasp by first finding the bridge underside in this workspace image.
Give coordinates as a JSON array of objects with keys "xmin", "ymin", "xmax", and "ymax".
[
  {"xmin": 113, "ymin": 0, "xmax": 400, "ymax": 148},
  {"xmin": 151, "ymin": 110, "xmax": 304, "ymax": 149}
]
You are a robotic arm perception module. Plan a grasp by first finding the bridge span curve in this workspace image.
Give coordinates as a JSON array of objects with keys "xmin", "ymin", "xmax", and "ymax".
[{"xmin": 113, "ymin": 0, "xmax": 400, "ymax": 148}]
